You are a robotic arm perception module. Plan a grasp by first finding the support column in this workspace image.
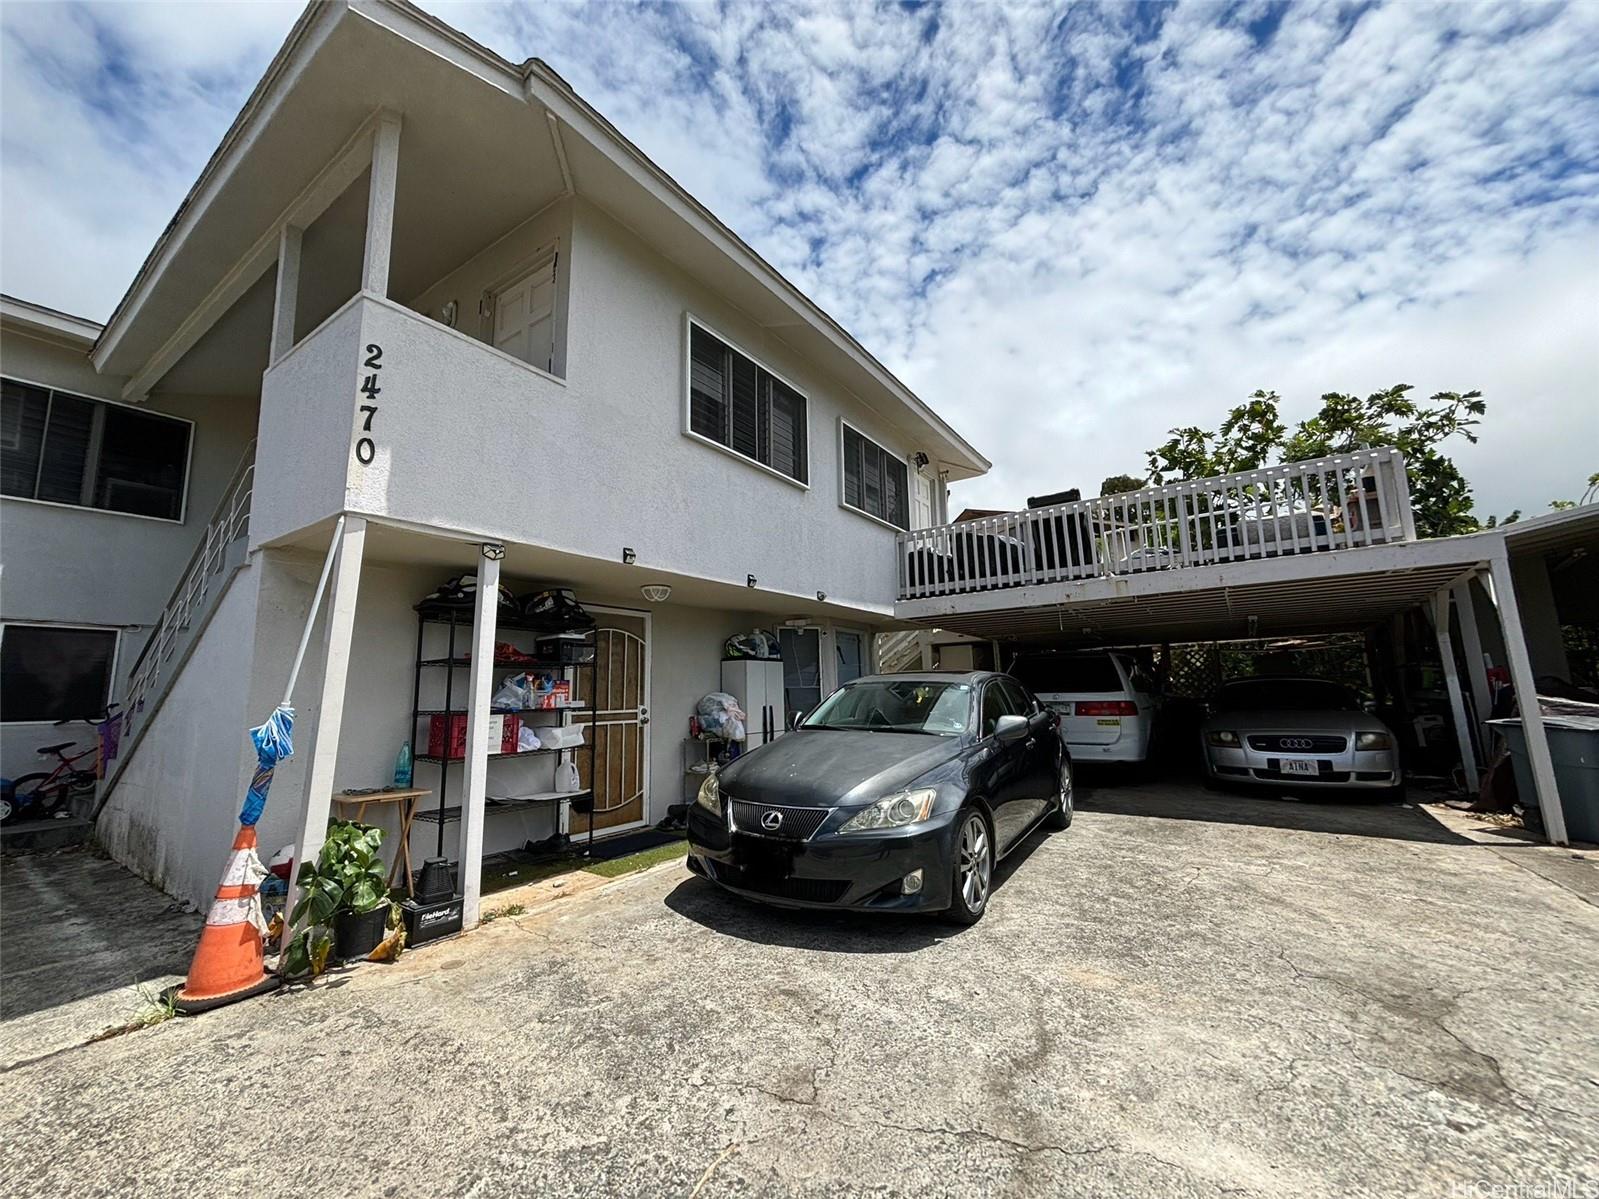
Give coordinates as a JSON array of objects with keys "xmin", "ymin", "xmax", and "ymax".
[
  {"xmin": 1431, "ymin": 590, "xmax": 1480, "ymax": 789},
  {"xmin": 285, "ymin": 516, "xmax": 368, "ymax": 927},
  {"xmin": 1488, "ymin": 549, "xmax": 1568, "ymax": 845},
  {"xmin": 361, "ymin": 114, "xmax": 402, "ymax": 297},
  {"xmin": 1452, "ymin": 576, "xmax": 1493, "ymax": 741},
  {"xmin": 459, "ymin": 543, "xmax": 503, "ymax": 929},
  {"xmin": 269, "ymin": 224, "xmax": 302, "ymax": 362}
]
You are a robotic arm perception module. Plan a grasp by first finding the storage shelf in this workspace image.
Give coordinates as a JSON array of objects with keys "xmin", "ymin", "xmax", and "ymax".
[
  {"xmin": 416, "ymin": 747, "xmax": 577, "ymax": 764},
  {"xmin": 414, "ymin": 608, "xmax": 598, "ymax": 635},
  {"xmin": 419, "ymin": 658, "xmax": 594, "ymax": 671},
  {"xmin": 416, "ymin": 705, "xmax": 587, "ymax": 716},
  {"xmin": 412, "ymin": 788, "xmax": 591, "ymax": 827}
]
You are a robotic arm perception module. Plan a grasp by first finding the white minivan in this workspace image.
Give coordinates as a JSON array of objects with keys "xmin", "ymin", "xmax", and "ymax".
[{"xmin": 1009, "ymin": 651, "xmax": 1158, "ymax": 763}]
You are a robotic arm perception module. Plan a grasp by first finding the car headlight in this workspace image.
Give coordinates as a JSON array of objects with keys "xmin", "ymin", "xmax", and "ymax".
[
  {"xmin": 1355, "ymin": 732, "xmax": 1393, "ymax": 750},
  {"xmin": 1206, "ymin": 730, "xmax": 1240, "ymax": 747},
  {"xmin": 695, "ymin": 773, "xmax": 722, "ymax": 815},
  {"xmin": 838, "ymin": 788, "xmax": 937, "ymax": 834}
]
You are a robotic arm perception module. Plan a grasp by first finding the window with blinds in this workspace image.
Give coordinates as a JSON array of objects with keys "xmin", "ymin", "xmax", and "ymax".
[
  {"xmin": 1, "ymin": 379, "xmax": 192, "ymax": 520},
  {"xmin": 687, "ymin": 322, "xmax": 808, "ymax": 484},
  {"xmin": 841, "ymin": 422, "xmax": 909, "ymax": 529}
]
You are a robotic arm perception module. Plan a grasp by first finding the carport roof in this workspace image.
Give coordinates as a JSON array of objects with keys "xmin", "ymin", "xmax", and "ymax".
[{"xmin": 894, "ymin": 507, "xmax": 1599, "ymax": 645}]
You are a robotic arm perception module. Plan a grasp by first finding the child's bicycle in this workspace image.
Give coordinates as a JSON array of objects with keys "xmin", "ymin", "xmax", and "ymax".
[{"xmin": 0, "ymin": 705, "xmax": 121, "ymax": 824}]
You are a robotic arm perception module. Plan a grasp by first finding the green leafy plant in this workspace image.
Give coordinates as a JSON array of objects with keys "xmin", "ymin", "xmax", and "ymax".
[{"xmin": 282, "ymin": 820, "xmax": 390, "ymax": 979}]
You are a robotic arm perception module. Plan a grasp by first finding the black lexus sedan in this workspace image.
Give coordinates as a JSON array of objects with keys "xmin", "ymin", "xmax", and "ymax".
[{"xmin": 686, "ymin": 672, "xmax": 1072, "ymax": 924}]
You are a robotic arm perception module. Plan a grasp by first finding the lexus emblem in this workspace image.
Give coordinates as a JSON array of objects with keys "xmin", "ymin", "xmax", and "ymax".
[
  {"xmin": 760, "ymin": 810, "xmax": 784, "ymax": 831},
  {"xmin": 1281, "ymin": 737, "xmax": 1313, "ymax": 751}
]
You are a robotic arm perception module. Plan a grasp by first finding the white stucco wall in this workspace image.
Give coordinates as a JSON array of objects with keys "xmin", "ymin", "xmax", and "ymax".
[{"xmin": 0, "ymin": 326, "xmax": 259, "ymax": 782}]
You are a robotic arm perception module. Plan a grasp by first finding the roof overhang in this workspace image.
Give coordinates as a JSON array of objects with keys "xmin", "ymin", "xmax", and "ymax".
[
  {"xmin": 0, "ymin": 294, "xmax": 102, "ymax": 350},
  {"xmin": 88, "ymin": 0, "xmax": 988, "ymax": 477}
]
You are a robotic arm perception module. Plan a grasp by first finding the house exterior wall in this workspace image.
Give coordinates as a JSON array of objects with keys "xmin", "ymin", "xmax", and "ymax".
[
  {"xmin": 0, "ymin": 325, "xmax": 259, "ymax": 783},
  {"xmin": 246, "ymin": 197, "xmax": 944, "ymax": 617}
]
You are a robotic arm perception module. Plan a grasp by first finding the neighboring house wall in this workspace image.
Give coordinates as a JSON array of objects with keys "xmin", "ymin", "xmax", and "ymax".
[{"xmin": 0, "ymin": 325, "xmax": 258, "ymax": 782}]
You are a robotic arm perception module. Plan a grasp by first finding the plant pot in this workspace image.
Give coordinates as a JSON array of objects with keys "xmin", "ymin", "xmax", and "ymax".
[{"xmin": 333, "ymin": 906, "xmax": 389, "ymax": 961}]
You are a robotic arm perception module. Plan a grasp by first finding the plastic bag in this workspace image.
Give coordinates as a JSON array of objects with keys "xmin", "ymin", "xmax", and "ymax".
[
  {"xmin": 723, "ymin": 630, "xmax": 781, "ymax": 661},
  {"xmin": 492, "ymin": 674, "xmax": 535, "ymax": 710},
  {"xmin": 517, "ymin": 725, "xmax": 542, "ymax": 752},
  {"xmin": 696, "ymin": 692, "xmax": 748, "ymax": 741}
]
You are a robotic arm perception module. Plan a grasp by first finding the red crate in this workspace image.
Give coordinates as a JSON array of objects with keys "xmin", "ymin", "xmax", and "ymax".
[{"xmin": 428, "ymin": 713, "xmax": 520, "ymax": 759}]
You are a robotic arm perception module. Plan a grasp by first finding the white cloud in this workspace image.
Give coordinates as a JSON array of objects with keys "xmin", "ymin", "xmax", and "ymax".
[{"xmin": 2, "ymin": 0, "xmax": 1596, "ymax": 519}]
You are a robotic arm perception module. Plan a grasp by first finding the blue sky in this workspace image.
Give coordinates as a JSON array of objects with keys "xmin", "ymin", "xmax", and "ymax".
[{"xmin": 3, "ymin": 0, "xmax": 1596, "ymax": 518}]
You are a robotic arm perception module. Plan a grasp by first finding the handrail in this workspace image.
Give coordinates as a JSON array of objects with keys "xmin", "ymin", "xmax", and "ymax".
[
  {"xmin": 119, "ymin": 441, "xmax": 257, "ymax": 738},
  {"xmin": 896, "ymin": 447, "xmax": 1415, "ymax": 601}
]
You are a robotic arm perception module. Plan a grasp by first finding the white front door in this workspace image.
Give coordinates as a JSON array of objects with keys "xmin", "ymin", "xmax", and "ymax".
[
  {"xmin": 911, "ymin": 471, "xmax": 935, "ymax": 529},
  {"xmin": 493, "ymin": 259, "xmax": 556, "ymax": 372}
]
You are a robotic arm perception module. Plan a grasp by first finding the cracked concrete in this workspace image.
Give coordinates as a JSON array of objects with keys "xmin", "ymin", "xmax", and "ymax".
[{"xmin": 2, "ymin": 781, "xmax": 1596, "ymax": 1197}]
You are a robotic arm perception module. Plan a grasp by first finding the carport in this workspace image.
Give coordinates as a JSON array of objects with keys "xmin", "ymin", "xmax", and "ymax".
[{"xmin": 896, "ymin": 500, "xmax": 1599, "ymax": 847}]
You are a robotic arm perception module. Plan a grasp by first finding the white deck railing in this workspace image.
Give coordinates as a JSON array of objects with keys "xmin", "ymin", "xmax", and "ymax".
[
  {"xmin": 897, "ymin": 447, "xmax": 1416, "ymax": 601},
  {"xmin": 119, "ymin": 444, "xmax": 256, "ymax": 744}
]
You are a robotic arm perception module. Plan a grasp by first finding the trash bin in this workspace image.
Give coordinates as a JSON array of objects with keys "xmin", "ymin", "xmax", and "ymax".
[{"xmin": 1488, "ymin": 703, "xmax": 1599, "ymax": 843}]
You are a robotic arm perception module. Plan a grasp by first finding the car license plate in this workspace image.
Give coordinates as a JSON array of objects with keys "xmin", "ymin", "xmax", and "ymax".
[
  {"xmin": 1282, "ymin": 758, "xmax": 1320, "ymax": 777},
  {"xmin": 1096, "ymin": 718, "xmax": 1121, "ymax": 727}
]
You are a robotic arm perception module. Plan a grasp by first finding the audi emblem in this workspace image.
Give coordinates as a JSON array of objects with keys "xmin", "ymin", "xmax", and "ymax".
[
  {"xmin": 1280, "ymin": 737, "xmax": 1314, "ymax": 751},
  {"xmin": 760, "ymin": 810, "xmax": 784, "ymax": 831}
]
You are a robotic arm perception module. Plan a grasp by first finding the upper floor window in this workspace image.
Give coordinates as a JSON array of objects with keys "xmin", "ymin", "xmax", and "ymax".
[
  {"xmin": 841, "ymin": 421, "xmax": 908, "ymax": 529},
  {"xmin": 687, "ymin": 321, "xmax": 808, "ymax": 485},
  {"xmin": 1, "ymin": 379, "xmax": 191, "ymax": 521}
]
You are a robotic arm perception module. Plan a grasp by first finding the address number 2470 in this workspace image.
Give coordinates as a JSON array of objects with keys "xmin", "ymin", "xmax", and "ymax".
[{"xmin": 355, "ymin": 343, "xmax": 383, "ymax": 465}]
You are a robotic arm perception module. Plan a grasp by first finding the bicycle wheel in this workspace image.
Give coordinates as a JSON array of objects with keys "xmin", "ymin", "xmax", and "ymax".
[{"xmin": 5, "ymin": 773, "xmax": 54, "ymax": 823}]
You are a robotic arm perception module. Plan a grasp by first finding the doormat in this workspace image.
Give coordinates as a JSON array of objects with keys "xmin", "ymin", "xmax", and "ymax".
[{"xmin": 582, "ymin": 828, "xmax": 683, "ymax": 862}]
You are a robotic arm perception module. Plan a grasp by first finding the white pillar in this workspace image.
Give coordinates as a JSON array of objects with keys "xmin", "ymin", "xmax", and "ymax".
[
  {"xmin": 459, "ymin": 543, "xmax": 503, "ymax": 929},
  {"xmin": 361, "ymin": 114, "xmax": 402, "ymax": 297},
  {"xmin": 1488, "ymin": 549, "xmax": 1568, "ymax": 845},
  {"xmin": 284, "ymin": 515, "xmax": 368, "ymax": 928},
  {"xmin": 270, "ymin": 224, "xmax": 302, "ymax": 362},
  {"xmin": 1452, "ymin": 577, "xmax": 1493, "ymax": 741},
  {"xmin": 1431, "ymin": 590, "xmax": 1480, "ymax": 789}
]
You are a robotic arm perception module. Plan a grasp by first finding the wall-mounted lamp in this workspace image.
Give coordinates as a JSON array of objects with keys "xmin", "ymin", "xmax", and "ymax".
[
  {"xmin": 912, "ymin": 451, "xmax": 930, "ymax": 469},
  {"xmin": 439, "ymin": 300, "xmax": 459, "ymax": 329},
  {"xmin": 640, "ymin": 583, "xmax": 672, "ymax": 603},
  {"xmin": 622, "ymin": 547, "xmax": 637, "ymax": 565},
  {"xmin": 747, "ymin": 574, "xmax": 758, "ymax": 589},
  {"xmin": 816, "ymin": 591, "xmax": 827, "ymax": 603}
]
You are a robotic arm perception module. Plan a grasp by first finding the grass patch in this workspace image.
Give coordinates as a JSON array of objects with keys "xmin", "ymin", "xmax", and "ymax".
[{"xmin": 581, "ymin": 840, "xmax": 688, "ymax": 879}]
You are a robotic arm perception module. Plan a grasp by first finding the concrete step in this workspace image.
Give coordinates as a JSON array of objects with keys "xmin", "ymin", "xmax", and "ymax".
[{"xmin": 1, "ymin": 816, "xmax": 94, "ymax": 854}]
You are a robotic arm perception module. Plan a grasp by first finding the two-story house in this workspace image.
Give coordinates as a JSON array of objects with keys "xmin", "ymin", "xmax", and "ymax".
[{"xmin": 0, "ymin": 0, "xmax": 988, "ymax": 921}]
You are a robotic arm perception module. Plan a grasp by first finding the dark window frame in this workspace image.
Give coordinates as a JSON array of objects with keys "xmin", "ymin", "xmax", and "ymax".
[
  {"xmin": 839, "ymin": 419, "xmax": 910, "ymax": 530},
  {"xmin": 684, "ymin": 318, "xmax": 809, "ymax": 487},
  {"xmin": 1, "ymin": 376, "xmax": 194, "ymax": 523},
  {"xmin": 0, "ymin": 622, "xmax": 119, "ymax": 724}
]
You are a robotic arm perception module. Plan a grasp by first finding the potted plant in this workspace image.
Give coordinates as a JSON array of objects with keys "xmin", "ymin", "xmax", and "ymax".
[{"xmin": 285, "ymin": 820, "xmax": 393, "ymax": 970}]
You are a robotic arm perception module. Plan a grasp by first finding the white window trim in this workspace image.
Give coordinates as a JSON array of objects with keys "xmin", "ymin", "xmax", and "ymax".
[
  {"xmin": 1, "ymin": 375, "xmax": 196, "ymax": 526},
  {"xmin": 837, "ymin": 417, "xmax": 911, "ymax": 531},
  {"xmin": 682, "ymin": 313, "xmax": 811, "ymax": 491},
  {"xmin": 0, "ymin": 620, "xmax": 121, "ymax": 726}
]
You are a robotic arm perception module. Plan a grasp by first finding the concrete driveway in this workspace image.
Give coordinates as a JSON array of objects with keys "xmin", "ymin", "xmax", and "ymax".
[{"xmin": 3, "ymin": 783, "xmax": 1596, "ymax": 1197}]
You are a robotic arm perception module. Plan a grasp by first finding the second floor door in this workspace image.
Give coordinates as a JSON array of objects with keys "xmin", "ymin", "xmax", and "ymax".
[{"xmin": 492, "ymin": 258, "xmax": 556, "ymax": 373}]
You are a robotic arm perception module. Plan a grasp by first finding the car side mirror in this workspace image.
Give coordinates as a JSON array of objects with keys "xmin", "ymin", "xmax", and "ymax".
[
  {"xmin": 995, "ymin": 713, "xmax": 1029, "ymax": 742},
  {"xmin": 788, "ymin": 710, "xmax": 805, "ymax": 731}
]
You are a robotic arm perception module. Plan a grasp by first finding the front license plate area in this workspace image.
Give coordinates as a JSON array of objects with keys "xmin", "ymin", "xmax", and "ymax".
[
  {"xmin": 731, "ymin": 834, "xmax": 798, "ymax": 877},
  {"xmin": 1281, "ymin": 758, "xmax": 1321, "ymax": 777}
]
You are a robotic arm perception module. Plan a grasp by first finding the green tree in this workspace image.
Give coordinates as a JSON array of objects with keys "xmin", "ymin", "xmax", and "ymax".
[
  {"xmin": 1146, "ymin": 384, "xmax": 1485, "ymax": 538},
  {"xmin": 1099, "ymin": 473, "xmax": 1147, "ymax": 496}
]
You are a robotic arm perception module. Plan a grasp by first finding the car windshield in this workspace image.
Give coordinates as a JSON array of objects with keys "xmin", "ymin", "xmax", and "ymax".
[
  {"xmin": 802, "ymin": 680, "xmax": 972, "ymax": 735},
  {"xmin": 1213, "ymin": 679, "xmax": 1359, "ymax": 712}
]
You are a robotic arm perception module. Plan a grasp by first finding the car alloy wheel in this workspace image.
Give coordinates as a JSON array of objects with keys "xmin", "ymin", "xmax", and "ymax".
[
  {"xmin": 958, "ymin": 812, "xmax": 992, "ymax": 913},
  {"xmin": 1046, "ymin": 760, "xmax": 1075, "ymax": 829}
]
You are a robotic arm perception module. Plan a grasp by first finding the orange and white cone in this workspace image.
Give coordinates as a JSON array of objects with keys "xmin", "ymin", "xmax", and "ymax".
[{"xmin": 172, "ymin": 825, "xmax": 282, "ymax": 1013}]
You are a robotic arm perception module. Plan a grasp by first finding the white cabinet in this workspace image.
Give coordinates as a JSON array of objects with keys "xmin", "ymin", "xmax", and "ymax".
[{"xmin": 721, "ymin": 659, "xmax": 786, "ymax": 748}]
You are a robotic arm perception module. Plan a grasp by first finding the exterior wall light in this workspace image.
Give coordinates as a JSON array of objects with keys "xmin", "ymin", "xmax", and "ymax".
[
  {"xmin": 912, "ymin": 452, "xmax": 930, "ymax": 469},
  {"xmin": 640, "ymin": 584, "xmax": 672, "ymax": 603},
  {"xmin": 747, "ymin": 574, "xmax": 758, "ymax": 588},
  {"xmin": 816, "ymin": 591, "xmax": 826, "ymax": 602},
  {"xmin": 622, "ymin": 547, "xmax": 637, "ymax": 565}
]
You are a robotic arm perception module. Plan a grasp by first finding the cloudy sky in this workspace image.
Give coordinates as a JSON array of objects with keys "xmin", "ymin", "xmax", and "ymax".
[{"xmin": 3, "ymin": 0, "xmax": 1596, "ymax": 519}]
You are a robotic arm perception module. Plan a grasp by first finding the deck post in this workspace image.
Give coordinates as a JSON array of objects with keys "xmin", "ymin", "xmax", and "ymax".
[
  {"xmin": 269, "ymin": 224, "xmax": 302, "ymax": 363},
  {"xmin": 1450, "ymin": 576, "xmax": 1493, "ymax": 747},
  {"xmin": 361, "ymin": 114, "xmax": 402, "ymax": 296},
  {"xmin": 1431, "ymin": 589, "xmax": 1480, "ymax": 789},
  {"xmin": 459, "ymin": 543, "xmax": 503, "ymax": 929},
  {"xmin": 1487, "ymin": 548, "xmax": 1568, "ymax": 845}
]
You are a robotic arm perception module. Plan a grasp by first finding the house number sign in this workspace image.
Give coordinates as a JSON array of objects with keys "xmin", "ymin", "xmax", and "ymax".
[{"xmin": 355, "ymin": 343, "xmax": 383, "ymax": 465}]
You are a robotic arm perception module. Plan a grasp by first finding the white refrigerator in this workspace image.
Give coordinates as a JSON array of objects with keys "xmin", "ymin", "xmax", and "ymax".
[{"xmin": 720, "ymin": 659, "xmax": 787, "ymax": 749}]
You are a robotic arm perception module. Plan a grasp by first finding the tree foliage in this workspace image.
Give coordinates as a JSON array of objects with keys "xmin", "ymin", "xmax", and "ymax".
[
  {"xmin": 1145, "ymin": 385, "xmax": 1486, "ymax": 538},
  {"xmin": 1099, "ymin": 473, "xmax": 1148, "ymax": 496}
]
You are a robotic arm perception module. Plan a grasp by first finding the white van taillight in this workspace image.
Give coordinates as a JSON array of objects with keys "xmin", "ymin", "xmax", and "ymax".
[{"xmin": 1075, "ymin": 701, "xmax": 1138, "ymax": 717}]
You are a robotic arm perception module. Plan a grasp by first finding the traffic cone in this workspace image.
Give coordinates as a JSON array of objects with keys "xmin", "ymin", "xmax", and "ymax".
[{"xmin": 172, "ymin": 825, "xmax": 282, "ymax": 1014}]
